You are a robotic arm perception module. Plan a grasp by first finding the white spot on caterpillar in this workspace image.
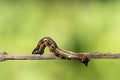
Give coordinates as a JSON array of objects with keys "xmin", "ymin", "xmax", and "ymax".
[
  {"xmin": 43, "ymin": 39, "xmax": 48, "ymax": 42},
  {"xmin": 81, "ymin": 59, "xmax": 84, "ymax": 62},
  {"xmin": 68, "ymin": 56, "xmax": 71, "ymax": 58}
]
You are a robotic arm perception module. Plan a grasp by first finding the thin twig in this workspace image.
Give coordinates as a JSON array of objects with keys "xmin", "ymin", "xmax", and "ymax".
[
  {"xmin": 85, "ymin": 52, "xmax": 120, "ymax": 59},
  {"xmin": 0, "ymin": 52, "xmax": 59, "ymax": 61},
  {"xmin": 0, "ymin": 52, "xmax": 120, "ymax": 62}
]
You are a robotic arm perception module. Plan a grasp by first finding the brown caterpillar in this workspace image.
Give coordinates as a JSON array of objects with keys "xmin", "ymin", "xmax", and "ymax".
[{"xmin": 32, "ymin": 37, "xmax": 89, "ymax": 66}]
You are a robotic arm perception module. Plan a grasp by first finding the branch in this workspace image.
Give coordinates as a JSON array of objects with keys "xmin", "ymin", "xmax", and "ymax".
[
  {"xmin": 85, "ymin": 52, "xmax": 120, "ymax": 59},
  {"xmin": 0, "ymin": 52, "xmax": 120, "ymax": 62},
  {"xmin": 0, "ymin": 52, "xmax": 59, "ymax": 61}
]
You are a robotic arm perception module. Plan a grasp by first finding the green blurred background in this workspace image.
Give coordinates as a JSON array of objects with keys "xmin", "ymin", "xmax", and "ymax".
[{"xmin": 0, "ymin": 0, "xmax": 120, "ymax": 80}]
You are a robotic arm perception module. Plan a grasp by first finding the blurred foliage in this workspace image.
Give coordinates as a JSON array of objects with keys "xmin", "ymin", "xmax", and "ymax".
[{"xmin": 0, "ymin": 0, "xmax": 120, "ymax": 80}]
